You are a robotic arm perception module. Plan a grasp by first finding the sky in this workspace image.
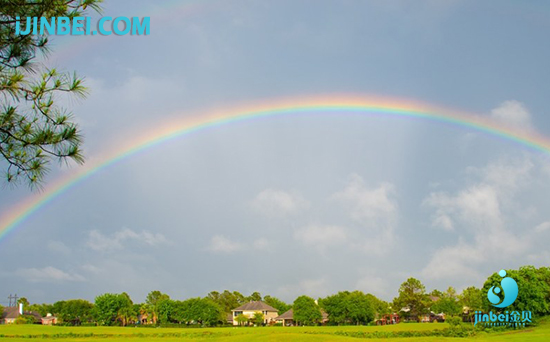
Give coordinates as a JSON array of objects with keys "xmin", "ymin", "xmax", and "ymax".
[{"xmin": 1, "ymin": 0, "xmax": 550, "ymax": 306}]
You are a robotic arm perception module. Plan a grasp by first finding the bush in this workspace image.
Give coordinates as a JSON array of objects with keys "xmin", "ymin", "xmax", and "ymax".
[
  {"xmin": 446, "ymin": 316, "xmax": 462, "ymax": 327},
  {"xmin": 15, "ymin": 315, "xmax": 36, "ymax": 324}
]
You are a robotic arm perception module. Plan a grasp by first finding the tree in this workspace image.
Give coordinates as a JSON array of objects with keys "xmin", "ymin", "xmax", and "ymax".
[
  {"xmin": 365, "ymin": 294, "xmax": 390, "ymax": 318},
  {"xmin": 293, "ymin": 295, "xmax": 321, "ymax": 326},
  {"xmin": 320, "ymin": 291, "xmax": 375, "ymax": 325},
  {"xmin": 235, "ymin": 313, "xmax": 248, "ymax": 326},
  {"xmin": 138, "ymin": 303, "xmax": 149, "ymax": 324},
  {"xmin": 157, "ymin": 298, "xmax": 175, "ymax": 324},
  {"xmin": 117, "ymin": 305, "xmax": 136, "ymax": 327},
  {"xmin": 482, "ymin": 266, "xmax": 550, "ymax": 316},
  {"xmin": 459, "ymin": 286, "xmax": 483, "ymax": 323},
  {"xmin": 0, "ymin": 0, "xmax": 102, "ymax": 187},
  {"xmin": 252, "ymin": 311, "xmax": 264, "ymax": 326},
  {"xmin": 94, "ymin": 293, "xmax": 133, "ymax": 326},
  {"xmin": 27, "ymin": 303, "xmax": 53, "ymax": 317},
  {"xmin": 431, "ymin": 287, "xmax": 461, "ymax": 316},
  {"xmin": 198, "ymin": 298, "xmax": 223, "ymax": 326},
  {"xmin": 393, "ymin": 277, "xmax": 429, "ymax": 321},
  {"xmin": 320, "ymin": 292, "xmax": 348, "ymax": 325},
  {"xmin": 0, "ymin": 304, "xmax": 3, "ymax": 316},
  {"xmin": 53, "ymin": 299, "xmax": 94, "ymax": 325},
  {"xmin": 346, "ymin": 291, "xmax": 375, "ymax": 325},
  {"xmin": 171, "ymin": 297, "xmax": 223, "ymax": 326},
  {"xmin": 207, "ymin": 290, "xmax": 247, "ymax": 314},
  {"xmin": 16, "ymin": 297, "xmax": 29, "ymax": 308},
  {"xmin": 263, "ymin": 295, "xmax": 291, "ymax": 315},
  {"xmin": 247, "ymin": 292, "xmax": 262, "ymax": 302},
  {"xmin": 145, "ymin": 291, "xmax": 170, "ymax": 325}
]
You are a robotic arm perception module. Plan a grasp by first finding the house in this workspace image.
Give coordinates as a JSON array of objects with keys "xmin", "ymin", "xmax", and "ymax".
[
  {"xmin": 41, "ymin": 314, "xmax": 58, "ymax": 325},
  {"xmin": 274, "ymin": 308, "xmax": 329, "ymax": 326},
  {"xmin": 1, "ymin": 304, "xmax": 42, "ymax": 324},
  {"xmin": 230, "ymin": 301, "xmax": 279, "ymax": 326},
  {"xmin": 275, "ymin": 308, "xmax": 294, "ymax": 326},
  {"xmin": 375, "ymin": 313, "xmax": 400, "ymax": 325}
]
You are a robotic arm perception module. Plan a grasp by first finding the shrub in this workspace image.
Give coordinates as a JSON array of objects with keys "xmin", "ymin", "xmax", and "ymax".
[
  {"xmin": 447, "ymin": 316, "xmax": 462, "ymax": 327},
  {"xmin": 15, "ymin": 315, "xmax": 36, "ymax": 324}
]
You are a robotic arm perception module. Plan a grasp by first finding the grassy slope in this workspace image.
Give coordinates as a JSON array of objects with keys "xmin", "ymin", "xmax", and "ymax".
[{"xmin": 0, "ymin": 318, "xmax": 548, "ymax": 341}]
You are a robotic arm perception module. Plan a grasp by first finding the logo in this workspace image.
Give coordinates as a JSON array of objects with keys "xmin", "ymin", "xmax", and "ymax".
[
  {"xmin": 474, "ymin": 269, "xmax": 532, "ymax": 327},
  {"xmin": 487, "ymin": 269, "xmax": 518, "ymax": 308}
]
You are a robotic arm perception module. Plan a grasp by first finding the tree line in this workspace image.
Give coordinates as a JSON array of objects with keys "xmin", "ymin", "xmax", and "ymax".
[{"xmin": 6, "ymin": 265, "xmax": 549, "ymax": 326}]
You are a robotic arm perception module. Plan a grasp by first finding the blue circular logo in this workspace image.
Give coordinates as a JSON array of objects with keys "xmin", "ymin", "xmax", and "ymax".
[{"xmin": 487, "ymin": 270, "xmax": 518, "ymax": 308}]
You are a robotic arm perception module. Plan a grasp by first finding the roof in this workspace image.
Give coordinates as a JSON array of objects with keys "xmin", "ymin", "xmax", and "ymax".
[
  {"xmin": 2, "ymin": 307, "xmax": 20, "ymax": 319},
  {"xmin": 231, "ymin": 301, "xmax": 278, "ymax": 312},
  {"xmin": 1, "ymin": 307, "xmax": 42, "ymax": 320},
  {"xmin": 275, "ymin": 309, "xmax": 328, "ymax": 320},
  {"xmin": 275, "ymin": 309, "xmax": 294, "ymax": 320}
]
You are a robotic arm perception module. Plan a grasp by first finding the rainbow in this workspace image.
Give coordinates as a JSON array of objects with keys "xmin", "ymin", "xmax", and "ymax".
[{"xmin": 1, "ymin": 95, "xmax": 550, "ymax": 242}]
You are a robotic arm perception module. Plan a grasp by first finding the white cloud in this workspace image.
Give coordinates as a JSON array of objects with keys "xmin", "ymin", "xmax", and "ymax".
[
  {"xmin": 425, "ymin": 158, "xmax": 534, "ymax": 232},
  {"xmin": 87, "ymin": 228, "xmax": 168, "ymax": 252},
  {"xmin": 207, "ymin": 235, "xmax": 243, "ymax": 253},
  {"xmin": 431, "ymin": 214, "xmax": 454, "ymax": 231},
  {"xmin": 332, "ymin": 174, "xmax": 397, "ymax": 225},
  {"xmin": 424, "ymin": 184, "xmax": 502, "ymax": 231},
  {"xmin": 490, "ymin": 100, "xmax": 533, "ymax": 131},
  {"xmin": 422, "ymin": 158, "xmax": 541, "ymax": 281},
  {"xmin": 535, "ymin": 221, "xmax": 550, "ymax": 233},
  {"xmin": 330, "ymin": 175, "xmax": 399, "ymax": 254},
  {"xmin": 467, "ymin": 157, "xmax": 533, "ymax": 192},
  {"xmin": 421, "ymin": 242, "xmax": 482, "ymax": 281},
  {"xmin": 293, "ymin": 225, "xmax": 348, "ymax": 251},
  {"xmin": 16, "ymin": 266, "xmax": 85, "ymax": 283},
  {"xmin": 252, "ymin": 189, "xmax": 309, "ymax": 217}
]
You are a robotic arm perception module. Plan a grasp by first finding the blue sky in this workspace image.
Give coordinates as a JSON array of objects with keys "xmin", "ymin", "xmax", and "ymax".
[{"xmin": 1, "ymin": 0, "xmax": 550, "ymax": 305}]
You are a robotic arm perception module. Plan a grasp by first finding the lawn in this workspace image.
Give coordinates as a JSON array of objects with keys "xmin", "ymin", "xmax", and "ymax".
[{"xmin": 0, "ymin": 319, "xmax": 548, "ymax": 341}]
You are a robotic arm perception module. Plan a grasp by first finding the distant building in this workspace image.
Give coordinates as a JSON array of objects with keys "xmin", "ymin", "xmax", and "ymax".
[
  {"xmin": 274, "ymin": 308, "xmax": 329, "ymax": 326},
  {"xmin": 41, "ymin": 314, "xmax": 58, "ymax": 325},
  {"xmin": 231, "ymin": 301, "xmax": 279, "ymax": 325},
  {"xmin": 1, "ymin": 304, "xmax": 42, "ymax": 324}
]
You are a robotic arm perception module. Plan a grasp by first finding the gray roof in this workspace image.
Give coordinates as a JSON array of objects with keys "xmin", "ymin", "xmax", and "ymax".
[
  {"xmin": 275, "ymin": 308, "xmax": 328, "ymax": 320},
  {"xmin": 2, "ymin": 307, "xmax": 19, "ymax": 319},
  {"xmin": 275, "ymin": 309, "xmax": 294, "ymax": 320},
  {"xmin": 1, "ymin": 307, "xmax": 42, "ymax": 320},
  {"xmin": 231, "ymin": 301, "xmax": 278, "ymax": 312}
]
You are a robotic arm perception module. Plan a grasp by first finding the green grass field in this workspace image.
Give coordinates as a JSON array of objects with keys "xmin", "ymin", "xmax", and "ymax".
[{"xmin": 0, "ymin": 319, "xmax": 548, "ymax": 342}]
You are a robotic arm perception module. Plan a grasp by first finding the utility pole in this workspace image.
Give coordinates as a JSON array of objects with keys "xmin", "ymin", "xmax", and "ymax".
[{"xmin": 8, "ymin": 294, "xmax": 19, "ymax": 307}]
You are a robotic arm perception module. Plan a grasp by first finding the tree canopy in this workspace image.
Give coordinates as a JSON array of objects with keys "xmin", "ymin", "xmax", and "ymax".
[
  {"xmin": 263, "ymin": 295, "xmax": 291, "ymax": 315},
  {"xmin": 12, "ymin": 264, "xmax": 550, "ymax": 327},
  {"xmin": 0, "ymin": 0, "xmax": 102, "ymax": 186},
  {"xmin": 430, "ymin": 287, "xmax": 461, "ymax": 316},
  {"xmin": 320, "ymin": 291, "xmax": 375, "ymax": 325},
  {"xmin": 94, "ymin": 293, "xmax": 133, "ymax": 326},
  {"xmin": 293, "ymin": 295, "xmax": 322, "ymax": 326},
  {"xmin": 52, "ymin": 299, "xmax": 94, "ymax": 325},
  {"xmin": 482, "ymin": 266, "xmax": 550, "ymax": 316},
  {"xmin": 393, "ymin": 277, "xmax": 430, "ymax": 321}
]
